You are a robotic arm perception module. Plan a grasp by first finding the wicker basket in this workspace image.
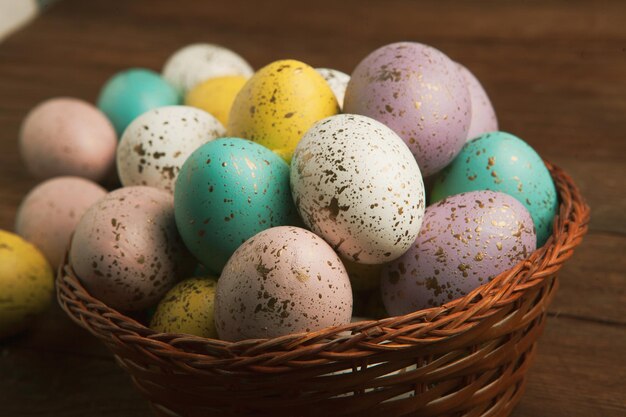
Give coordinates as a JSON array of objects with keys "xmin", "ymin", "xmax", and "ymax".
[{"xmin": 57, "ymin": 161, "xmax": 589, "ymax": 417}]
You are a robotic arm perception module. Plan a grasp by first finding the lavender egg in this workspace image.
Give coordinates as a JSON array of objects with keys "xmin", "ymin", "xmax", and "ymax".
[
  {"xmin": 215, "ymin": 226, "xmax": 352, "ymax": 341},
  {"xmin": 381, "ymin": 190, "xmax": 536, "ymax": 315},
  {"xmin": 70, "ymin": 186, "xmax": 192, "ymax": 311},
  {"xmin": 344, "ymin": 42, "xmax": 471, "ymax": 176},
  {"xmin": 459, "ymin": 64, "xmax": 498, "ymax": 141}
]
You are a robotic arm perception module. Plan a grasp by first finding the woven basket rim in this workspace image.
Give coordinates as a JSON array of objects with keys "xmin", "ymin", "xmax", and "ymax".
[{"xmin": 57, "ymin": 160, "xmax": 590, "ymax": 370}]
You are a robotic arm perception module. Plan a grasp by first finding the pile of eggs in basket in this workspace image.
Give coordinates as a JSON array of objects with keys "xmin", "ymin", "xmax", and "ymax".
[{"xmin": 1, "ymin": 41, "xmax": 558, "ymax": 342}]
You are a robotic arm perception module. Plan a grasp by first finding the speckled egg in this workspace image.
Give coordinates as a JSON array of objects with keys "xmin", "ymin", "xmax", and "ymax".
[
  {"xmin": 97, "ymin": 68, "xmax": 180, "ymax": 137},
  {"xmin": 459, "ymin": 64, "xmax": 498, "ymax": 141},
  {"xmin": 185, "ymin": 75, "xmax": 248, "ymax": 126},
  {"xmin": 15, "ymin": 176, "xmax": 107, "ymax": 269},
  {"xmin": 316, "ymin": 68, "xmax": 350, "ymax": 109},
  {"xmin": 162, "ymin": 43, "xmax": 253, "ymax": 95},
  {"xmin": 214, "ymin": 226, "xmax": 352, "ymax": 341},
  {"xmin": 150, "ymin": 276, "xmax": 218, "ymax": 338},
  {"xmin": 381, "ymin": 191, "xmax": 536, "ymax": 315},
  {"xmin": 430, "ymin": 132, "xmax": 558, "ymax": 246},
  {"xmin": 227, "ymin": 59, "xmax": 339, "ymax": 163},
  {"xmin": 0, "ymin": 230, "xmax": 54, "ymax": 338},
  {"xmin": 70, "ymin": 186, "xmax": 192, "ymax": 311},
  {"xmin": 19, "ymin": 98, "xmax": 117, "ymax": 182},
  {"xmin": 174, "ymin": 138, "xmax": 298, "ymax": 274},
  {"xmin": 117, "ymin": 106, "xmax": 225, "ymax": 193},
  {"xmin": 344, "ymin": 42, "xmax": 471, "ymax": 176},
  {"xmin": 290, "ymin": 114, "xmax": 425, "ymax": 264}
]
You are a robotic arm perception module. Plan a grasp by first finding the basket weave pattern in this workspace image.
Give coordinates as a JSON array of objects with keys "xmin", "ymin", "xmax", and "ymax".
[{"xmin": 57, "ymin": 161, "xmax": 589, "ymax": 417}]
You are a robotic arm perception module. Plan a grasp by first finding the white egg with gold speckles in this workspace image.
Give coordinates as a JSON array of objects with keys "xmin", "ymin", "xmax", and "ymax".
[
  {"xmin": 316, "ymin": 68, "xmax": 350, "ymax": 109},
  {"xmin": 290, "ymin": 114, "xmax": 426, "ymax": 265},
  {"xmin": 117, "ymin": 106, "xmax": 225, "ymax": 193}
]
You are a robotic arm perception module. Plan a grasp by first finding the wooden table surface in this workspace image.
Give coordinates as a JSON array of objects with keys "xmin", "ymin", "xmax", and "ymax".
[{"xmin": 1, "ymin": 1, "xmax": 624, "ymax": 416}]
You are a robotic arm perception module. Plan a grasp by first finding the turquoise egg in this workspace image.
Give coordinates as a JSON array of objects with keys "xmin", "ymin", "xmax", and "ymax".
[
  {"xmin": 430, "ymin": 131, "xmax": 558, "ymax": 246},
  {"xmin": 174, "ymin": 138, "xmax": 299, "ymax": 273},
  {"xmin": 97, "ymin": 68, "xmax": 180, "ymax": 137}
]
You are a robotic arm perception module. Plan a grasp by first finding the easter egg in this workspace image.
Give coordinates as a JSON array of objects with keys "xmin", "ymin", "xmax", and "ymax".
[
  {"xmin": 150, "ymin": 276, "xmax": 218, "ymax": 338},
  {"xmin": 97, "ymin": 68, "xmax": 180, "ymax": 137},
  {"xmin": 459, "ymin": 64, "xmax": 498, "ymax": 141},
  {"xmin": 162, "ymin": 43, "xmax": 253, "ymax": 95},
  {"xmin": 316, "ymin": 68, "xmax": 350, "ymax": 109},
  {"xmin": 381, "ymin": 191, "xmax": 536, "ymax": 315},
  {"xmin": 290, "ymin": 114, "xmax": 425, "ymax": 264},
  {"xmin": 185, "ymin": 75, "xmax": 248, "ymax": 126},
  {"xmin": 19, "ymin": 98, "xmax": 117, "ymax": 182},
  {"xmin": 344, "ymin": 42, "xmax": 471, "ymax": 176},
  {"xmin": 117, "ymin": 106, "xmax": 225, "ymax": 193},
  {"xmin": 0, "ymin": 230, "xmax": 54, "ymax": 337},
  {"xmin": 70, "ymin": 186, "xmax": 192, "ymax": 311},
  {"xmin": 227, "ymin": 59, "xmax": 339, "ymax": 163},
  {"xmin": 174, "ymin": 138, "xmax": 298, "ymax": 273},
  {"xmin": 430, "ymin": 132, "xmax": 558, "ymax": 246},
  {"xmin": 15, "ymin": 176, "xmax": 106, "ymax": 269},
  {"xmin": 214, "ymin": 226, "xmax": 352, "ymax": 341}
]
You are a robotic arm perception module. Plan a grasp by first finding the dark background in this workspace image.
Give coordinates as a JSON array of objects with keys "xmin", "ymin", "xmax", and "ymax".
[{"xmin": 0, "ymin": 1, "xmax": 624, "ymax": 416}]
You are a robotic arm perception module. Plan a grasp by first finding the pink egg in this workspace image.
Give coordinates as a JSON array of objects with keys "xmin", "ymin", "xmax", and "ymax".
[
  {"xmin": 70, "ymin": 186, "xmax": 192, "ymax": 311},
  {"xmin": 215, "ymin": 226, "xmax": 352, "ymax": 341},
  {"xmin": 15, "ymin": 177, "xmax": 106, "ymax": 269},
  {"xmin": 459, "ymin": 64, "xmax": 498, "ymax": 141},
  {"xmin": 344, "ymin": 42, "xmax": 471, "ymax": 176},
  {"xmin": 381, "ymin": 191, "xmax": 536, "ymax": 316},
  {"xmin": 20, "ymin": 97, "xmax": 117, "ymax": 182}
]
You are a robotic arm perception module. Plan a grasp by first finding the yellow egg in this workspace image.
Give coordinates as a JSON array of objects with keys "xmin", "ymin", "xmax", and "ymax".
[
  {"xmin": 185, "ymin": 75, "xmax": 248, "ymax": 126},
  {"xmin": 227, "ymin": 59, "xmax": 339, "ymax": 163},
  {"xmin": 342, "ymin": 257, "xmax": 383, "ymax": 291},
  {"xmin": 0, "ymin": 230, "xmax": 54, "ymax": 337},
  {"xmin": 150, "ymin": 276, "xmax": 218, "ymax": 338}
]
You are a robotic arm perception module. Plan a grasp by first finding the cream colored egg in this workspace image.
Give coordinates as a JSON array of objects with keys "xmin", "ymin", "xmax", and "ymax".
[
  {"xmin": 162, "ymin": 43, "xmax": 253, "ymax": 94},
  {"xmin": 291, "ymin": 114, "xmax": 425, "ymax": 264},
  {"xmin": 117, "ymin": 106, "xmax": 225, "ymax": 193},
  {"xmin": 316, "ymin": 68, "xmax": 350, "ymax": 109}
]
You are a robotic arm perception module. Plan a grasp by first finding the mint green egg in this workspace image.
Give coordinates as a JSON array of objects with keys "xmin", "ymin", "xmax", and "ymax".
[
  {"xmin": 430, "ymin": 132, "xmax": 558, "ymax": 246},
  {"xmin": 97, "ymin": 68, "xmax": 180, "ymax": 137},
  {"xmin": 174, "ymin": 138, "xmax": 299, "ymax": 273}
]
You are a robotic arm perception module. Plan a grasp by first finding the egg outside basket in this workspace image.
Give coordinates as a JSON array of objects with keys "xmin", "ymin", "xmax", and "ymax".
[{"xmin": 57, "ymin": 161, "xmax": 589, "ymax": 417}]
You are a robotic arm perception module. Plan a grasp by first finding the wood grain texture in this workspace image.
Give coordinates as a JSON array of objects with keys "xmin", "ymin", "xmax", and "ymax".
[{"xmin": 0, "ymin": 0, "xmax": 624, "ymax": 416}]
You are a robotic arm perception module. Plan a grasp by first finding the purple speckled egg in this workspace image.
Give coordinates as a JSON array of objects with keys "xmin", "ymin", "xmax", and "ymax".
[
  {"xmin": 459, "ymin": 64, "xmax": 498, "ymax": 141},
  {"xmin": 381, "ymin": 190, "xmax": 536, "ymax": 315},
  {"xmin": 215, "ymin": 226, "xmax": 352, "ymax": 341},
  {"xmin": 70, "ymin": 186, "xmax": 192, "ymax": 311},
  {"xmin": 15, "ymin": 176, "xmax": 107, "ymax": 269},
  {"xmin": 19, "ymin": 98, "xmax": 117, "ymax": 182},
  {"xmin": 344, "ymin": 42, "xmax": 471, "ymax": 176}
]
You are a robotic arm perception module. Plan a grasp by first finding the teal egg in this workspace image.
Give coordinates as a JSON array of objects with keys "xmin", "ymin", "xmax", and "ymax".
[
  {"xmin": 174, "ymin": 138, "xmax": 299, "ymax": 273},
  {"xmin": 430, "ymin": 131, "xmax": 558, "ymax": 246},
  {"xmin": 97, "ymin": 68, "xmax": 180, "ymax": 137}
]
